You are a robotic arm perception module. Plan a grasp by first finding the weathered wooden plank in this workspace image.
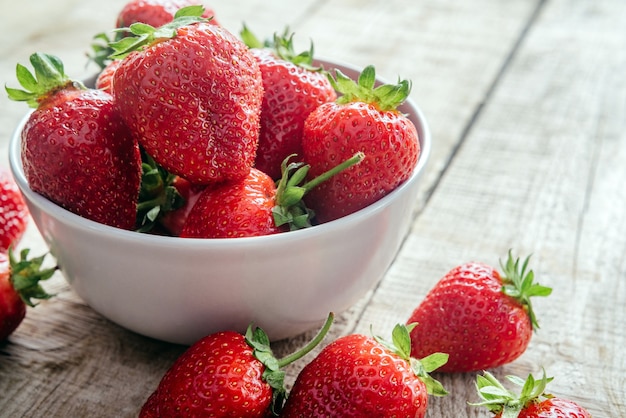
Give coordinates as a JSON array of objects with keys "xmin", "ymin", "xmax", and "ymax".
[{"xmin": 357, "ymin": 0, "xmax": 626, "ymax": 416}]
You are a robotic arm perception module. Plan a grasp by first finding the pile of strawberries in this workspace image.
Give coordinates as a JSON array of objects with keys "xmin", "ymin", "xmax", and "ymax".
[
  {"xmin": 3, "ymin": 0, "xmax": 592, "ymax": 416},
  {"xmin": 7, "ymin": 0, "xmax": 420, "ymax": 239}
]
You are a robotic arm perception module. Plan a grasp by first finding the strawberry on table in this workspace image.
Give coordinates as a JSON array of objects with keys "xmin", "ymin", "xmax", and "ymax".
[
  {"xmin": 281, "ymin": 323, "xmax": 448, "ymax": 418},
  {"xmin": 301, "ymin": 65, "xmax": 420, "ymax": 223},
  {"xmin": 110, "ymin": 7, "xmax": 263, "ymax": 185},
  {"xmin": 180, "ymin": 153, "xmax": 363, "ymax": 238},
  {"xmin": 6, "ymin": 53, "xmax": 142, "ymax": 230},
  {"xmin": 472, "ymin": 369, "xmax": 591, "ymax": 418},
  {"xmin": 139, "ymin": 313, "xmax": 334, "ymax": 417},
  {"xmin": 0, "ymin": 249, "xmax": 57, "ymax": 341},
  {"xmin": 0, "ymin": 168, "xmax": 29, "ymax": 253},
  {"xmin": 407, "ymin": 251, "xmax": 552, "ymax": 373},
  {"xmin": 241, "ymin": 26, "xmax": 337, "ymax": 179}
]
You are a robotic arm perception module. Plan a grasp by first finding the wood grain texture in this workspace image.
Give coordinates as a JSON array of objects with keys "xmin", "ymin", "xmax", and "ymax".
[{"xmin": 0, "ymin": 0, "xmax": 624, "ymax": 416}]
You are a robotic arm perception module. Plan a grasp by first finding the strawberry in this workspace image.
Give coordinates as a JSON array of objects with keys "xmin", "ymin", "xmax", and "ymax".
[
  {"xmin": 0, "ymin": 249, "xmax": 57, "ymax": 341},
  {"xmin": 472, "ymin": 369, "xmax": 591, "ymax": 418},
  {"xmin": 6, "ymin": 53, "xmax": 142, "ymax": 230},
  {"xmin": 94, "ymin": 59, "xmax": 121, "ymax": 94},
  {"xmin": 407, "ymin": 251, "xmax": 552, "ymax": 373},
  {"xmin": 90, "ymin": 3, "xmax": 218, "ymax": 71},
  {"xmin": 240, "ymin": 27, "xmax": 337, "ymax": 179},
  {"xmin": 281, "ymin": 323, "xmax": 448, "ymax": 418},
  {"xmin": 139, "ymin": 313, "xmax": 334, "ymax": 417},
  {"xmin": 110, "ymin": 8, "xmax": 263, "ymax": 185},
  {"xmin": 0, "ymin": 168, "xmax": 29, "ymax": 253},
  {"xmin": 301, "ymin": 65, "xmax": 420, "ymax": 223},
  {"xmin": 116, "ymin": 0, "xmax": 219, "ymax": 29},
  {"xmin": 157, "ymin": 176, "xmax": 204, "ymax": 236},
  {"xmin": 180, "ymin": 153, "xmax": 363, "ymax": 238}
]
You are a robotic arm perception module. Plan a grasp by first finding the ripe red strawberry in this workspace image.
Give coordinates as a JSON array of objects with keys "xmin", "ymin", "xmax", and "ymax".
[
  {"xmin": 6, "ymin": 53, "xmax": 142, "ymax": 230},
  {"xmin": 407, "ymin": 251, "xmax": 552, "ymax": 373},
  {"xmin": 0, "ymin": 168, "xmax": 29, "ymax": 253},
  {"xmin": 180, "ymin": 153, "xmax": 363, "ymax": 238},
  {"xmin": 281, "ymin": 323, "xmax": 448, "ymax": 418},
  {"xmin": 95, "ymin": 59, "xmax": 121, "ymax": 94},
  {"xmin": 0, "ymin": 249, "xmax": 57, "ymax": 341},
  {"xmin": 241, "ymin": 27, "xmax": 337, "ymax": 179},
  {"xmin": 139, "ymin": 313, "xmax": 334, "ymax": 417},
  {"xmin": 181, "ymin": 167, "xmax": 279, "ymax": 238},
  {"xmin": 472, "ymin": 369, "xmax": 591, "ymax": 418},
  {"xmin": 301, "ymin": 65, "xmax": 420, "ymax": 223},
  {"xmin": 116, "ymin": 0, "xmax": 219, "ymax": 29},
  {"xmin": 111, "ymin": 9, "xmax": 263, "ymax": 185}
]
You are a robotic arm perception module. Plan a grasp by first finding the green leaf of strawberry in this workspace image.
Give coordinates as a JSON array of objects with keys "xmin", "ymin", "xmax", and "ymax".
[
  {"xmin": 373, "ymin": 323, "xmax": 449, "ymax": 397},
  {"xmin": 109, "ymin": 5, "xmax": 208, "ymax": 59},
  {"xmin": 6, "ymin": 52, "xmax": 76, "ymax": 108},
  {"xmin": 328, "ymin": 65, "xmax": 412, "ymax": 111},
  {"xmin": 8, "ymin": 248, "xmax": 57, "ymax": 307},
  {"xmin": 470, "ymin": 369, "xmax": 593, "ymax": 418},
  {"xmin": 500, "ymin": 250, "xmax": 553, "ymax": 330},
  {"xmin": 272, "ymin": 152, "xmax": 364, "ymax": 230}
]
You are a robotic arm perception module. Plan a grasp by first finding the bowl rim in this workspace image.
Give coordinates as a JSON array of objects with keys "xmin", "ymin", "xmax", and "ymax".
[{"xmin": 9, "ymin": 62, "xmax": 432, "ymax": 249}]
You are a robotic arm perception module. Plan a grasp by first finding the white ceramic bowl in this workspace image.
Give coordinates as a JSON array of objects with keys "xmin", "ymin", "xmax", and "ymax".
[{"xmin": 9, "ymin": 60, "xmax": 431, "ymax": 345}]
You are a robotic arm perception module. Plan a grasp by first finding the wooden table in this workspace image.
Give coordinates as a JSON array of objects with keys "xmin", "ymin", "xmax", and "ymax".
[{"xmin": 1, "ymin": 0, "xmax": 624, "ymax": 416}]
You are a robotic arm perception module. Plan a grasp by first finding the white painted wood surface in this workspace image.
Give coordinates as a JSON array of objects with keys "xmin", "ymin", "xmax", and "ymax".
[{"xmin": 0, "ymin": 0, "xmax": 624, "ymax": 416}]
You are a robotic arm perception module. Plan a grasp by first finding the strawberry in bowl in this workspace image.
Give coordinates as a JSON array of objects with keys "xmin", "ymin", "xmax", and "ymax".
[{"xmin": 6, "ymin": 8, "xmax": 431, "ymax": 344}]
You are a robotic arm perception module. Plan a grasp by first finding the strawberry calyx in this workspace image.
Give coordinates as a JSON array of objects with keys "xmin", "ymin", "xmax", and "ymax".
[
  {"xmin": 109, "ymin": 6, "xmax": 208, "ymax": 60},
  {"xmin": 135, "ymin": 151, "xmax": 184, "ymax": 233},
  {"xmin": 8, "ymin": 247, "xmax": 58, "ymax": 307},
  {"xmin": 240, "ymin": 26, "xmax": 323, "ymax": 72},
  {"xmin": 245, "ymin": 312, "xmax": 334, "ymax": 416},
  {"xmin": 471, "ymin": 369, "xmax": 555, "ymax": 418},
  {"xmin": 329, "ymin": 65, "xmax": 411, "ymax": 112},
  {"xmin": 272, "ymin": 152, "xmax": 364, "ymax": 230},
  {"xmin": 499, "ymin": 250, "xmax": 552, "ymax": 330},
  {"xmin": 6, "ymin": 52, "xmax": 81, "ymax": 108},
  {"xmin": 373, "ymin": 323, "xmax": 449, "ymax": 397}
]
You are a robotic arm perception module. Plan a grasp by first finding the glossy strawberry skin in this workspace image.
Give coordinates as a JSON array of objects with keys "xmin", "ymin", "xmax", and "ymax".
[
  {"xmin": 139, "ymin": 331, "xmax": 272, "ymax": 418},
  {"xmin": 281, "ymin": 334, "xmax": 429, "ymax": 418},
  {"xmin": 113, "ymin": 22, "xmax": 263, "ymax": 185},
  {"xmin": 0, "ymin": 168, "xmax": 28, "ymax": 253},
  {"xmin": 502, "ymin": 398, "xmax": 591, "ymax": 418},
  {"xmin": 302, "ymin": 101, "xmax": 420, "ymax": 223},
  {"xmin": 116, "ymin": 0, "xmax": 219, "ymax": 28},
  {"xmin": 180, "ymin": 168, "xmax": 281, "ymax": 238},
  {"xmin": 407, "ymin": 262, "xmax": 532, "ymax": 372},
  {"xmin": 95, "ymin": 59, "xmax": 121, "ymax": 94},
  {"xmin": 21, "ymin": 88, "xmax": 141, "ymax": 230},
  {"xmin": 252, "ymin": 49, "xmax": 336, "ymax": 179},
  {"xmin": 0, "ymin": 253, "xmax": 25, "ymax": 341}
]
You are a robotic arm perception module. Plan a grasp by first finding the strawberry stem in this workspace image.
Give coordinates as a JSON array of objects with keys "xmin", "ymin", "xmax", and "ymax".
[
  {"xmin": 328, "ymin": 65, "xmax": 411, "ymax": 111},
  {"xmin": 499, "ymin": 250, "xmax": 552, "ymax": 330},
  {"xmin": 240, "ymin": 25, "xmax": 323, "ymax": 72},
  {"xmin": 8, "ymin": 247, "xmax": 58, "ymax": 307},
  {"xmin": 135, "ymin": 151, "xmax": 184, "ymax": 232},
  {"xmin": 245, "ymin": 312, "xmax": 334, "ymax": 416},
  {"xmin": 276, "ymin": 312, "xmax": 334, "ymax": 368},
  {"xmin": 470, "ymin": 369, "xmax": 555, "ymax": 418},
  {"xmin": 374, "ymin": 323, "xmax": 449, "ymax": 397},
  {"xmin": 272, "ymin": 153, "xmax": 364, "ymax": 230},
  {"xmin": 6, "ymin": 52, "xmax": 78, "ymax": 108},
  {"xmin": 109, "ymin": 6, "xmax": 208, "ymax": 60}
]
